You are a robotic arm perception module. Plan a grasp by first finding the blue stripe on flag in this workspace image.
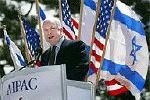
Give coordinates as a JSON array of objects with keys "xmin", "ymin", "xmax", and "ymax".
[
  {"xmin": 16, "ymin": 54, "xmax": 26, "ymax": 67},
  {"xmin": 114, "ymin": 7, "xmax": 145, "ymax": 36},
  {"xmin": 84, "ymin": 0, "xmax": 96, "ymax": 11},
  {"xmin": 102, "ymin": 58, "xmax": 145, "ymax": 91},
  {"xmin": 88, "ymin": 67, "xmax": 95, "ymax": 75},
  {"xmin": 39, "ymin": 7, "xmax": 46, "ymax": 21},
  {"xmin": 5, "ymin": 36, "xmax": 10, "ymax": 46},
  {"xmin": 85, "ymin": 45, "xmax": 90, "ymax": 57}
]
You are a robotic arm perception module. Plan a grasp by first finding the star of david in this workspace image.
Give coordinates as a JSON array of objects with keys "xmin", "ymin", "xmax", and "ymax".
[{"xmin": 130, "ymin": 36, "xmax": 142, "ymax": 65}]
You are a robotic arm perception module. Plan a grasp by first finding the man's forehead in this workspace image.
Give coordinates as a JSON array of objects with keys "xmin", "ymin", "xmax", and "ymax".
[
  {"xmin": 43, "ymin": 20, "xmax": 56, "ymax": 26},
  {"xmin": 43, "ymin": 20, "xmax": 55, "ymax": 26}
]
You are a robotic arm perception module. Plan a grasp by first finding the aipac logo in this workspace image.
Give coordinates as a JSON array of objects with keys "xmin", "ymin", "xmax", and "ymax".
[{"xmin": 6, "ymin": 78, "xmax": 37, "ymax": 95}]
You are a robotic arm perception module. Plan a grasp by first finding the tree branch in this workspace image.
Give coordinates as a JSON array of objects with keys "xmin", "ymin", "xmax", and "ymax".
[{"xmin": 24, "ymin": 1, "xmax": 34, "ymax": 17}]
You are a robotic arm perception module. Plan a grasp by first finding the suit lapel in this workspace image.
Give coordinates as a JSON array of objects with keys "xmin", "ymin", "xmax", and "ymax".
[{"xmin": 56, "ymin": 39, "xmax": 69, "ymax": 64}]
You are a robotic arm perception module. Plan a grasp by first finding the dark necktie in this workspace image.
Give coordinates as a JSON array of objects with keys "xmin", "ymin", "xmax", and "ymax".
[{"xmin": 49, "ymin": 46, "xmax": 56, "ymax": 65}]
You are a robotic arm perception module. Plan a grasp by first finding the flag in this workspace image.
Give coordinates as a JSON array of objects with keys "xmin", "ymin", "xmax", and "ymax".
[
  {"xmin": 104, "ymin": 79, "xmax": 128, "ymax": 96},
  {"xmin": 61, "ymin": 0, "xmax": 78, "ymax": 40},
  {"xmin": 4, "ymin": 29, "xmax": 26, "ymax": 70},
  {"xmin": 101, "ymin": 0, "xmax": 149, "ymax": 97},
  {"xmin": 79, "ymin": 0, "xmax": 97, "ymax": 46},
  {"xmin": 38, "ymin": 5, "xmax": 50, "ymax": 51},
  {"xmin": 81, "ymin": 0, "xmax": 127, "ymax": 96},
  {"xmin": 22, "ymin": 17, "xmax": 41, "ymax": 60},
  {"xmin": 87, "ymin": 0, "xmax": 114, "ymax": 84},
  {"xmin": 39, "ymin": 6, "xmax": 46, "ymax": 21}
]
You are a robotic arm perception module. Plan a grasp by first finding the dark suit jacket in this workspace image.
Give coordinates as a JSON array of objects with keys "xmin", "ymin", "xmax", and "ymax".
[{"xmin": 41, "ymin": 39, "xmax": 89, "ymax": 81}]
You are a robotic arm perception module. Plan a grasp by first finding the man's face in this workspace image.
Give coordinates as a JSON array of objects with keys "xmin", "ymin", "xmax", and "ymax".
[{"xmin": 42, "ymin": 20, "xmax": 62, "ymax": 46}]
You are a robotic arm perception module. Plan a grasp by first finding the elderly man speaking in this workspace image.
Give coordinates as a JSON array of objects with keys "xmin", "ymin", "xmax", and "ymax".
[{"xmin": 41, "ymin": 19, "xmax": 89, "ymax": 81}]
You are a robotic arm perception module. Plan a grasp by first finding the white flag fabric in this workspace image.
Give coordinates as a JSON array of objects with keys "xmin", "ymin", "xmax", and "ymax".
[
  {"xmin": 4, "ymin": 29, "xmax": 26, "ymax": 70},
  {"xmin": 39, "ymin": 5, "xmax": 50, "ymax": 51},
  {"xmin": 81, "ymin": 0, "xmax": 100, "ymax": 84},
  {"xmin": 101, "ymin": 0, "xmax": 149, "ymax": 97},
  {"xmin": 79, "ymin": 0, "xmax": 97, "ymax": 46}
]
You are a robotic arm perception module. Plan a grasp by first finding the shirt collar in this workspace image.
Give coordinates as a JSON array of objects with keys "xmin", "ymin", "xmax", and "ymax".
[{"xmin": 54, "ymin": 36, "xmax": 64, "ymax": 49}]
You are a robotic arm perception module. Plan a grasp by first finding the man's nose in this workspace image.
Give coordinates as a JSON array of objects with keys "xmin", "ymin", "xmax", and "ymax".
[{"xmin": 48, "ymin": 30, "xmax": 52, "ymax": 35}]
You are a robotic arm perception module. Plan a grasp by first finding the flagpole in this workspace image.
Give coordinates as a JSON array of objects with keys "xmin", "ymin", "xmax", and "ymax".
[
  {"xmin": 35, "ymin": 0, "xmax": 43, "ymax": 52},
  {"xmin": 18, "ymin": 10, "xmax": 32, "ymax": 64},
  {"xmin": 87, "ymin": 0, "xmax": 101, "ymax": 84},
  {"xmin": 58, "ymin": 0, "xmax": 63, "ymax": 27},
  {"xmin": 90, "ymin": 0, "xmax": 101, "ymax": 57},
  {"xmin": 96, "ymin": 0, "xmax": 117, "ymax": 85},
  {"xmin": 77, "ymin": 0, "xmax": 84, "ymax": 40}
]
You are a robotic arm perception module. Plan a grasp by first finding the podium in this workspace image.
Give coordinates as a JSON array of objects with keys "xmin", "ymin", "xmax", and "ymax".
[
  {"xmin": 0, "ymin": 65, "xmax": 95, "ymax": 100},
  {"xmin": 67, "ymin": 80, "xmax": 95, "ymax": 100}
]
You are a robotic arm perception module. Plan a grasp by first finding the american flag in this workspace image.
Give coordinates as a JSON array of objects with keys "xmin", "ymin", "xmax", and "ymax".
[
  {"xmin": 105, "ymin": 79, "xmax": 128, "ymax": 96},
  {"xmin": 88, "ymin": 0, "xmax": 115, "ymax": 82},
  {"xmin": 22, "ymin": 17, "xmax": 41, "ymax": 60},
  {"xmin": 88, "ymin": 0, "xmax": 128, "ymax": 96},
  {"xmin": 61, "ymin": 0, "xmax": 78, "ymax": 40}
]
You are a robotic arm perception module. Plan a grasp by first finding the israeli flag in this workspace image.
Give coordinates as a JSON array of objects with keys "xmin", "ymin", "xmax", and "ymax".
[
  {"xmin": 4, "ymin": 29, "xmax": 26, "ymax": 70},
  {"xmin": 101, "ymin": 0, "xmax": 149, "ymax": 97},
  {"xmin": 39, "ymin": 6, "xmax": 46, "ymax": 21},
  {"xmin": 80, "ymin": 0, "xmax": 97, "ymax": 46}
]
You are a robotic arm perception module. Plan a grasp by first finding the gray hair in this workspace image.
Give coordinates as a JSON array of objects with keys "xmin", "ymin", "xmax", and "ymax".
[{"xmin": 43, "ymin": 17, "xmax": 62, "ymax": 29}]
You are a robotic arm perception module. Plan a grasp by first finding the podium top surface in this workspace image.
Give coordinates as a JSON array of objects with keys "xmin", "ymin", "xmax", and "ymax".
[{"xmin": 1, "ymin": 64, "xmax": 66, "ymax": 82}]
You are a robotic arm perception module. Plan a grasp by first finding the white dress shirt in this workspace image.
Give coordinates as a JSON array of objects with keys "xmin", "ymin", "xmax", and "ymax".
[{"xmin": 52, "ymin": 36, "xmax": 65, "ymax": 64}]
